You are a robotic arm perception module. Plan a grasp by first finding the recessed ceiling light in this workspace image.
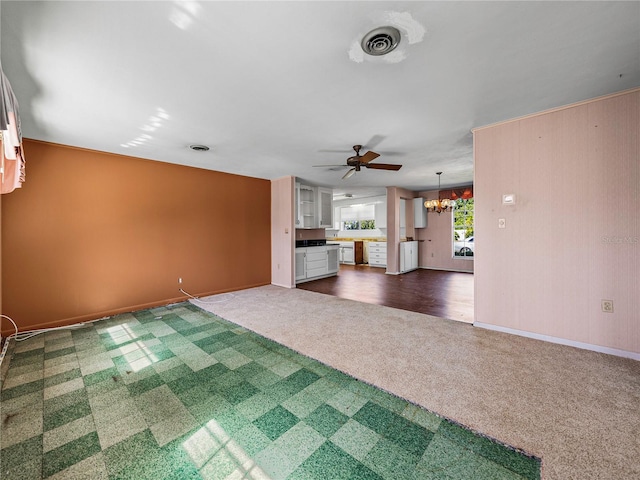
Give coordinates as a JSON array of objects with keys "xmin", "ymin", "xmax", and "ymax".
[
  {"xmin": 361, "ymin": 26, "xmax": 401, "ymax": 56},
  {"xmin": 189, "ymin": 145, "xmax": 210, "ymax": 152}
]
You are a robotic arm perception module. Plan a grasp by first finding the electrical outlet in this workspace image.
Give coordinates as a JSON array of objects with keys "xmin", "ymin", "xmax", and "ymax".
[
  {"xmin": 178, "ymin": 278, "xmax": 183, "ymax": 285},
  {"xmin": 601, "ymin": 300, "xmax": 614, "ymax": 313}
]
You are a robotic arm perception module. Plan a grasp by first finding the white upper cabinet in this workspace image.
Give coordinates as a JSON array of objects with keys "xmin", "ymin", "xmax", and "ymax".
[
  {"xmin": 414, "ymin": 197, "xmax": 427, "ymax": 228},
  {"xmin": 295, "ymin": 181, "xmax": 333, "ymax": 229},
  {"xmin": 295, "ymin": 183, "xmax": 316, "ymax": 228},
  {"xmin": 375, "ymin": 202, "xmax": 387, "ymax": 229},
  {"xmin": 317, "ymin": 187, "xmax": 333, "ymax": 228}
]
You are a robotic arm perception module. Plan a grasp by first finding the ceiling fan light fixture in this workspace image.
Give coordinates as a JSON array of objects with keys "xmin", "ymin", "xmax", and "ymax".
[
  {"xmin": 361, "ymin": 26, "xmax": 401, "ymax": 56},
  {"xmin": 342, "ymin": 168, "xmax": 356, "ymax": 180}
]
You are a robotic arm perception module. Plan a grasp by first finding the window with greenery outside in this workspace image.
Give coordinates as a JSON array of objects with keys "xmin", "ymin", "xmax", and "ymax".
[
  {"xmin": 360, "ymin": 219, "xmax": 376, "ymax": 230},
  {"xmin": 344, "ymin": 220, "xmax": 359, "ymax": 230},
  {"xmin": 340, "ymin": 205, "xmax": 376, "ymax": 230},
  {"xmin": 453, "ymin": 198, "xmax": 474, "ymax": 257},
  {"xmin": 343, "ymin": 219, "xmax": 375, "ymax": 230}
]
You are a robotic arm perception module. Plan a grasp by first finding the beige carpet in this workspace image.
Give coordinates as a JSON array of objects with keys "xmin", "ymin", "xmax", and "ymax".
[{"xmin": 192, "ymin": 285, "xmax": 640, "ymax": 480}]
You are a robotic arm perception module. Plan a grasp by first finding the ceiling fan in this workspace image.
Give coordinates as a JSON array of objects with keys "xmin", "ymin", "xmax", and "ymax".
[{"xmin": 314, "ymin": 145, "xmax": 403, "ymax": 179}]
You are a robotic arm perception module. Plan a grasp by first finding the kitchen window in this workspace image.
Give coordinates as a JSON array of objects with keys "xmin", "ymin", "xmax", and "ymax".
[{"xmin": 339, "ymin": 204, "xmax": 376, "ymax": 230}]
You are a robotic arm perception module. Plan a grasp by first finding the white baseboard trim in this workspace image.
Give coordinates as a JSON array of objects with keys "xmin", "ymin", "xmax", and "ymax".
[
  {"xmin": 474, "ymin": 322, "xmax": 640, "ymax": 361},
  {"xmin": 386, "ymin": 267, "xmax": 473, "ymax": 275},
  {"xmin": 419, "ymin": 266, "xmax": 474, "ymax": 273}
]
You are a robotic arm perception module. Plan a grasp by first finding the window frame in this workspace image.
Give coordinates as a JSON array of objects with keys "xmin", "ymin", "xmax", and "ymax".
[
  {"xmin": 338, "ymin": 204, "xmax": 376, "ymax": 231},
  {"xmin": 452, "ymin": 198, "xmax": 474, "ymax": 259}
]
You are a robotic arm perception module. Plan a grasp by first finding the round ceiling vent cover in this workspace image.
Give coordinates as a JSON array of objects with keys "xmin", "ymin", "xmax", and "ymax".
[
  {"xmin": 189, "ymin": 144, "xmax": 210, "ymax": 152},
  {"xmin": 361, "ymin": 26, "xmax": 401, "ymax": 56}
]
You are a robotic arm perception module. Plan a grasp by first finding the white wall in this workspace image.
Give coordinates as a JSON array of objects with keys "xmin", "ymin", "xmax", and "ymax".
[{"xmin": 473, "ymin": 89, "xmax": 639, "ymax": 355}]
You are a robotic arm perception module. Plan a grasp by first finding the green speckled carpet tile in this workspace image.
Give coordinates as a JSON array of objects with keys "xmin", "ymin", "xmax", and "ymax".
[{"xmin": 1, "ymin": 303, "xmax": 540, "ymax": 479}]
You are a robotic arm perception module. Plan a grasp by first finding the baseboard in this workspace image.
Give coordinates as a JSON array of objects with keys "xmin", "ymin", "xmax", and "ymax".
[
  {"xmin": 473, "ymin": 322, "xmax": 640, "ymax": 361},
  {"xmin": 0, "ymin": 282, "xmax": 271, "ymax": 336},
  {"xmin": 386, "ymin": 267, "xmax": 473, "ymax": 275},
  {"xmin": 419, "ymin": 266, "xmax": 474, "ymax": 273},
  {"xmin": 0, "ymin": 297, "xmax": 187, "ymax": 336}
]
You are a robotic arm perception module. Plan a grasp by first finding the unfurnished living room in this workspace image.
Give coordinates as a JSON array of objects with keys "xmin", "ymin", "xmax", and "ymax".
[{"xmin": 1, "ymin": 2, "xmax": 639, "ymax": 480}]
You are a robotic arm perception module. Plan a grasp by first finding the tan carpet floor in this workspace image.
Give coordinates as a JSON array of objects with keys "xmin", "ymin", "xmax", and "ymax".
[{"xmin": 192, "ymin": 285, "xmax": 640, "ymax": 480}]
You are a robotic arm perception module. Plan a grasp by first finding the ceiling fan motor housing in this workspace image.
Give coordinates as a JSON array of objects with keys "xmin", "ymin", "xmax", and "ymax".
[{"xmin": 347, "ymin": 145, "xmax": 362, "ymax": 166}]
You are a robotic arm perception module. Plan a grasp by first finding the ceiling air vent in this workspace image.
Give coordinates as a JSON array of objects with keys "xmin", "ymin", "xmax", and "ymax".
[
  {"xmin": 361, "ymin": 26, "xmax": 401, "ymax": 56},
  {"xmin": 189, "ymin": 144, "xmax": 210, "ymax": 152}
]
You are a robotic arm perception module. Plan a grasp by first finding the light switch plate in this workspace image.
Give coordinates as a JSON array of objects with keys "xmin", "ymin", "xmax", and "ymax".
[
  {"xmin": 498, "ymin": 218, "xmax": 506, "ymax": 228},
  {"xmin": 502, "ymin": 194, "xmax": 516, "ymax": 205}
]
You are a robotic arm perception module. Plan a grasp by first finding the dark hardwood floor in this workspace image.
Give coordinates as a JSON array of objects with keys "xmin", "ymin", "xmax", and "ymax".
[{"xmin": 297, "ymin": 264, "xmax": 474, "ymax": 323}]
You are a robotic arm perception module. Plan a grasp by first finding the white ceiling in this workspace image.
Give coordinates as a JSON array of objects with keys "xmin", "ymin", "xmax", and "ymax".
[{"xmin": 2, "ymin": 1, "xmax": 639, "ymax": 196}]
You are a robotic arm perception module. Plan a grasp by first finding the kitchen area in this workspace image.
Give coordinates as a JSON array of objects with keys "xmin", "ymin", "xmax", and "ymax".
[{"xmin": 294, "ymin": 180, "xmax": 426, "ymax": 284}]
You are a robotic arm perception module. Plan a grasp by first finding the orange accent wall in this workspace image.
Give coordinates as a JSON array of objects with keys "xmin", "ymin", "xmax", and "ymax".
[{"xmin": 1, "ymin": 140, "xmax": 271, "ymax": 334}]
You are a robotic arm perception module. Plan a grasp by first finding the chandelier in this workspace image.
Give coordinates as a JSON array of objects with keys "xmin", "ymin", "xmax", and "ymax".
[{"xmin": 424, "ymin": 172, "xmax": 453, "ymax": 214}]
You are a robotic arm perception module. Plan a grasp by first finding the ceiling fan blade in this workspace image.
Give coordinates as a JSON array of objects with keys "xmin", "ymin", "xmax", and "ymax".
[
  {"xmin": 359, "ymin": 150, "xmax": 380, "ymax": 164},
  {"xmin": 363, "ymin": 135, "xmax": 386, "ymax": 150},
  {"xmin": 375, "ymin": 150, "xmax": 404, "ymax": 156},
  {"xmin": 342, "ymin": 168, "xmax": 356, "ymax": 180},
  {"xmin": 312, "ymin": 164, "xmax": 349, "ymax": 167},
  {"xmin": 364, "ymin": 163, "xmax": 402, "ymax": 171},
  {"xmin": 317, "ymin": 149, "xmax": 352, "ymax": 153}
]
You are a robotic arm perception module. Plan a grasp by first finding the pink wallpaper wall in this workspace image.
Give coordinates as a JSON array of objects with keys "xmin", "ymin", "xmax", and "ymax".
[
  {"xmin": 416, "ymin": 190, "xmax": 474, "ymax": 273},
  {"xmin": 271, "ymin": 176, "xmax": 295, "ymax": 288},
  {"xmin": 387, "ymin": 187, "xmax": 473, "ymax": 274},
  {"xmin": 474, "ymin": 89, "xmax": 639, "ymax": 355},
  {"xmin": 295, "ymin": 228, "xmax": 326, "ymax": 241}
]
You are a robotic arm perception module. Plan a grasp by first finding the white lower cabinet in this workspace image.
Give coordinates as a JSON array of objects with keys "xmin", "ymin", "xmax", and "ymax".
[
  {"xmin": 295, "ymin": 249, "xmax": 307, "ymax": 282},
  {"xmin": 400, "ymin": 241, "xmax": 419, "ymax": 273},
  {"xmin": 327, "ymin": 245, "xmax": 339, "ymax": 274},
  {"xmin": 305, "ymin": 248, "xmax": 328, "ymax": 278},
  {"xmin": 368, "ymin": 241, "xmax": 387, "ymax": 268},
  {"xmin": 338, "ymin": 241, "xmax": 354, "ymax": 264},
  {"xmin": 296, "ymin": 246, "xmax": 339, "ymax": 284}
]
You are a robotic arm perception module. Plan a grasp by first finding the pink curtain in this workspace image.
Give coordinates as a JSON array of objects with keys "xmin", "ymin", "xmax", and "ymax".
[
  {"xmin": 440, "ymin": 186, "xmax": 473, "ymax": 200},
  {"xmin": 1, "ymin": 67, "xmax": 25, "ymax": 194}
]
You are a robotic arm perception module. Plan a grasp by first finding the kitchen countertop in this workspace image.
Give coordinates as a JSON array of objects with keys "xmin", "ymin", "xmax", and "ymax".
[{"xmin": 330, "ymin": 238, "xmax": 387, "ymax": 242}]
